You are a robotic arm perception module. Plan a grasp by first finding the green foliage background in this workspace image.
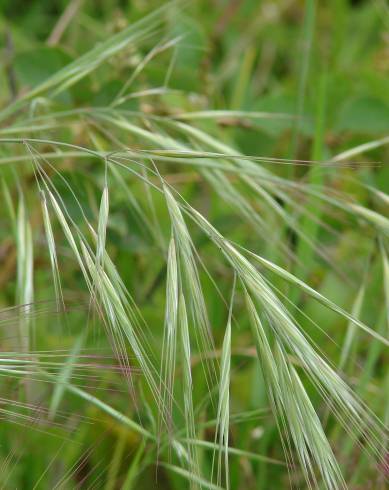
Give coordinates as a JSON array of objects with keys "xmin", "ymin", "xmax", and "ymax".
[{"xmin": 0, "ymin": 0, "xmax": 388, "ymax": 489}]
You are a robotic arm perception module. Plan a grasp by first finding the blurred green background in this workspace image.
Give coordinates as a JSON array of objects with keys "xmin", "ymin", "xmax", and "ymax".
[{"xmin": 0, "ymin": 0, "xmax": 388, "ymax": 489}]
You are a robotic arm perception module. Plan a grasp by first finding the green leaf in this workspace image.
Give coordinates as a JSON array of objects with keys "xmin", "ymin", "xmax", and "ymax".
[{"xmin": 336, "ymin": 97, "xmax": 389, "ymax": 134}]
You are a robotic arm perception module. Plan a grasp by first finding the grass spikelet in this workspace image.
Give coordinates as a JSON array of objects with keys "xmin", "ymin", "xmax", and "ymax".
[
  {"xmin": 47, "ymin": 184, "xmax": 161, "ymax": 417},
  {"xmin": 248, "ymin": 251, "xmax": 389, "ymax": 347},
  {"xmin": 381, "ymin": 240, "xmax": 389, "ymax": 335},
  {"xmin": 163, "ymin": 185, "xmax": 217, "ymax": 390},
  {"xmin": 47, "ymin": 190, "xmax": 87, "ymax": 279},
  {"xmin": 178, "ymin": 293, "xmax": 200, "ymax": 486},
  {"xmin": 40, "ymin": 190, "xmax": 63, "ymax": 310},
  {"xmin": 79, "ymin": 240, "xmax": 160, "ymax": 408},
  {"xmin": 339, "ymin": 281, "xmax": 366, "ymax": 371},
  {"xmin": 187, "ymin": 203, "xmax": 387, "ymax": 484},
  {"xmin": 48, "ymin": 332, "xmax": 84, "ymax": 420},
  {"xmin": 16, "ymin": 195, "xmax": 34, "ymax": 353},
  {"xmin": 214, "ymin": 277, "xmax": 234, "ymax": 490},
  {"xmin": 245, "ymin": 292, "xmax": 346, "ymax": 489},
  {"xmin": 96, "ymin": 183, "xmax": 109, "ymax": 270},
  {"xmin": 159, "ymin": 237, "xmax": 179, "ymax": 442}
]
